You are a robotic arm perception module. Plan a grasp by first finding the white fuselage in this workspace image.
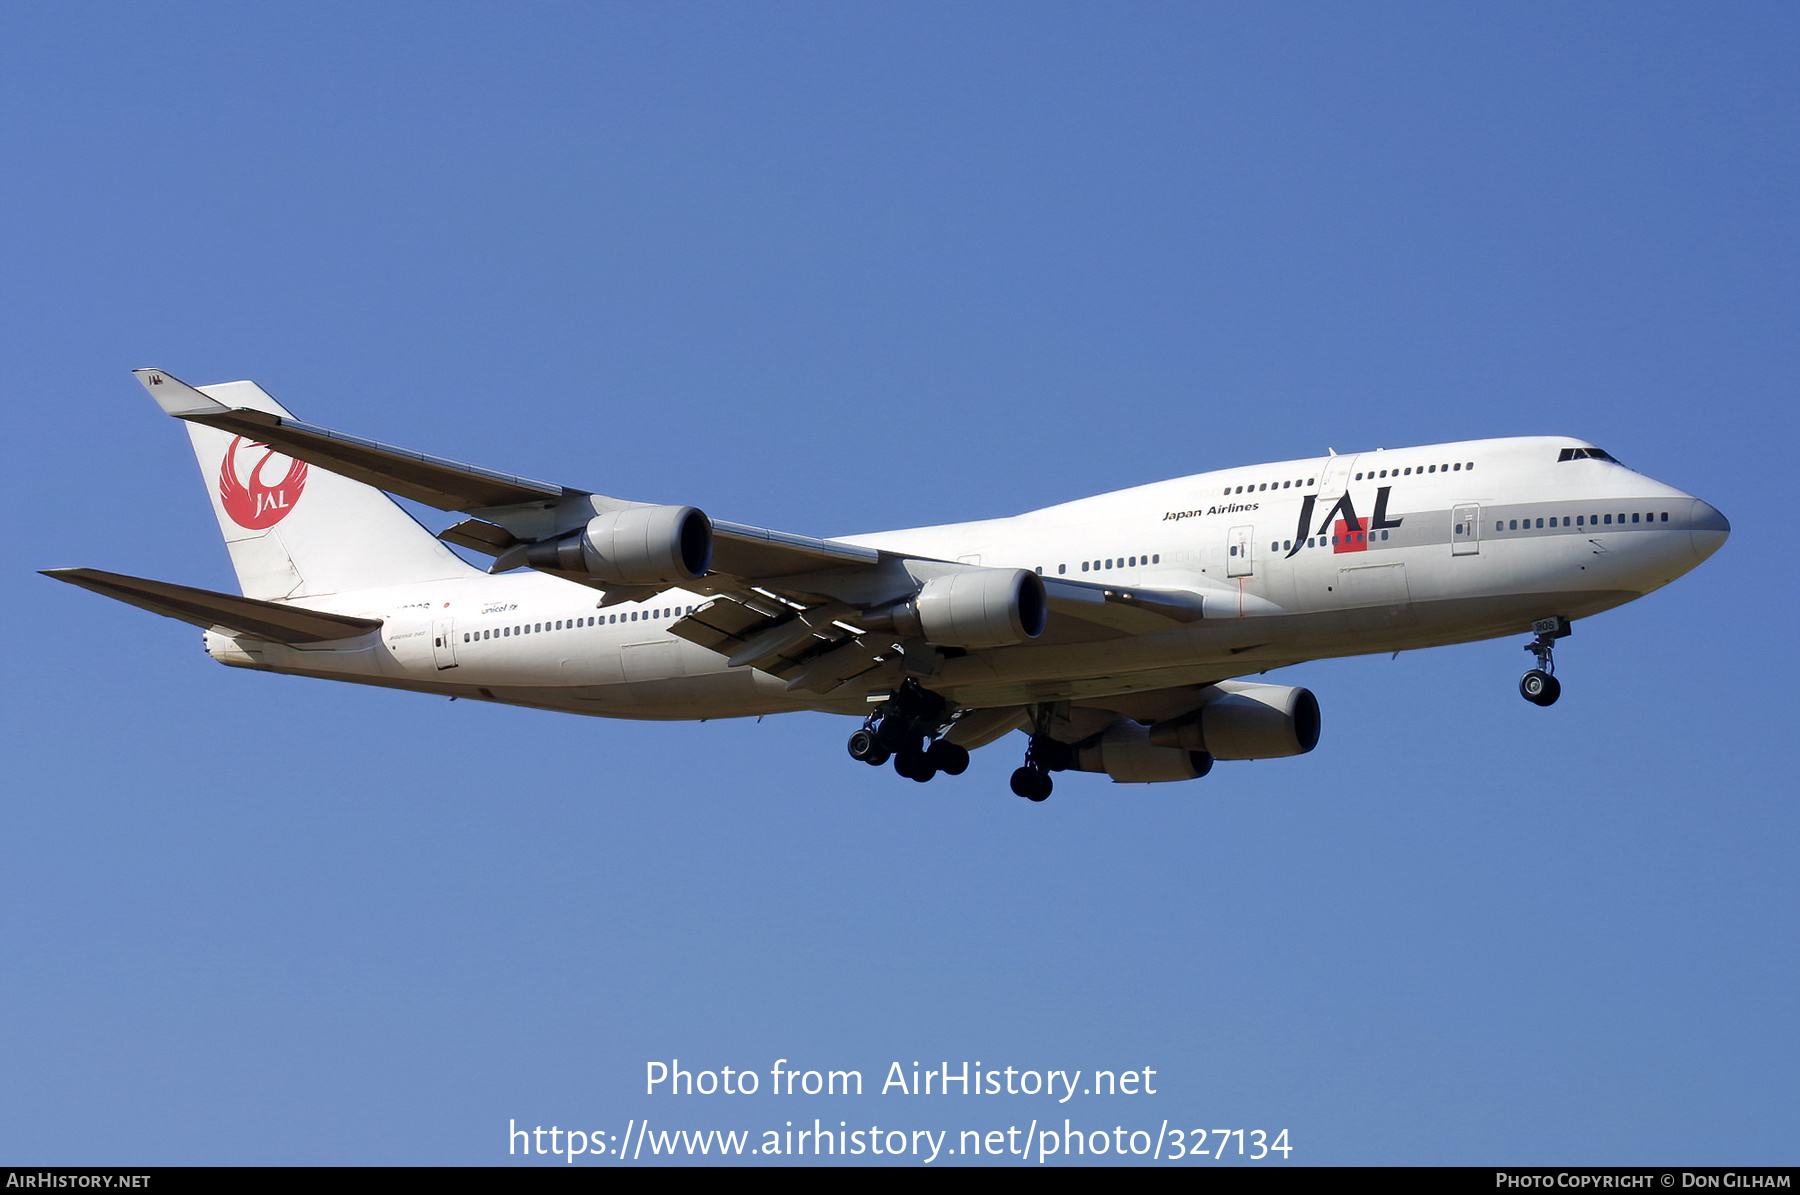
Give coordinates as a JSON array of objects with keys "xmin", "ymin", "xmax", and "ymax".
[{"xmin": 205, "ymin": 436, "xmax": 1727, "ymax": 720}]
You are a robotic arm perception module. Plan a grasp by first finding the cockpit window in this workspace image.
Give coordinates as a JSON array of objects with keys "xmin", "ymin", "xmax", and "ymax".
[{"xmin": 1558, "ymin": 447, "xmax": 1619, "ymax": 463}]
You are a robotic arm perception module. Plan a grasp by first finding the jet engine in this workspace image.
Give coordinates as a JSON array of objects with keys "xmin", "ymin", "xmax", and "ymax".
[
  {"xmin": 525, "ymin": 505, "xmax": 713, "ymax": 584},
  {"xmin": 1147, "ymin": 682, "xmax": 1321, "ymax": 760},
  {"xmin": 865, "ymin": 568, "xmax": 1048, "ymax": 649},
  {"xmin": 1072, "ymin": 719, "xmax": 1213, "ymax": 783}
]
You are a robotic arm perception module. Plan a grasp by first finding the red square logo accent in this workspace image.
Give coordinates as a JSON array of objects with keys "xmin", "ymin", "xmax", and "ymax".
[{"xmin": 1334, "ymin": 516, "xmax": 1368, "ymax": 553}]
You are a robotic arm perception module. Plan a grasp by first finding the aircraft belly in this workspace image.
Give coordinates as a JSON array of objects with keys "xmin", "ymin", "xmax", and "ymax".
[
  {"xmin": 556, "ymin": 666, "xmax": 814, "ymax": 720},
  {"xmin": 228, "ymin": 637, "xmax": 387, "ymax": 676},
  {"xmin": 928, "ymin": 588, "xmax": 1639, "ymax": 708},
  {"xmin": 233, "ymin": 650, "xmax": 818, "ymax": 721}
]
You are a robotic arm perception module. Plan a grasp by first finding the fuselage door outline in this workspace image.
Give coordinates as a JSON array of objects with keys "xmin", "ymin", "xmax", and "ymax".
[
  {"xmin": 1452, "ymin": 503, "xmax": 1481, "ymax": 556},
  {"xmin": 432, "ymin": 616, "xmax": 458, "ymax": 669},
  {"xmin": 1227, "ymin": 525, "xmax": 1255, "ymax": 578}
]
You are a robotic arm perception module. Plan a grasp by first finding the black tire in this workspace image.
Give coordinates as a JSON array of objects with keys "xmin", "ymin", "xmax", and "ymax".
[
  {"xmin": 895, "ymin": 748, "xmax": 936, "ymax": 782},
  {"xmin": 1010, "ymin": 767, "xmax": 1052, "ymax": 801},
  {"xmin": 847, "ymin": 728, "xmax": 880, "ymax": 762},
  {"xmin": 1520, "ymin": 669, "xmax": 1561, "ymax": 706},
  {"xmin": 928, "ymin": 740, "xmax": 970, "ymax": 776}
]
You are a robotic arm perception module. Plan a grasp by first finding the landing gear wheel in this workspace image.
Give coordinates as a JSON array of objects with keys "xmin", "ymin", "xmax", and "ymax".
[
  {"xmin": 847, "ymin": 727, "xmax": 891, "ymax": 767},
  {"xmin": 1010, "ymin": 767, "xmax": 1052, "ymax": 802},
  {"xmin": 847, "ymin": 728, "xmax": 880, "ymax": 762},
  {"xmin": 927, "ymin": 740, "xmax": 970, "ymax": 776},
  {"xmin": 1520, "ymin": 669, "xmax": 1561, "ymax": 706},
  {"xmin": 895, "ymin": 748, "xmax": 937, "ymax": 782}
]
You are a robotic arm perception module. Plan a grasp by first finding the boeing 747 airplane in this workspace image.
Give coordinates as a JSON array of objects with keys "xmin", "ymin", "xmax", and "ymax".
[{"xmin": 45, "ymin": 370, "xmax": 1730, "ymax": 800}]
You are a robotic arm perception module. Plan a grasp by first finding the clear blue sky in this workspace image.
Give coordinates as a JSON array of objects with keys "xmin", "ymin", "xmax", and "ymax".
[{"xmin": 2, "ymin": 1, "xmax": 1794, "ymax": 1166}]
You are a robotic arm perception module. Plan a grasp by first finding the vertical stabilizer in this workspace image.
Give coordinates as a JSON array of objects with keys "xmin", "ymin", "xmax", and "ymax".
[{"xmin": 141, "ymin": 372, "xmax": 480, "ymax": 600}]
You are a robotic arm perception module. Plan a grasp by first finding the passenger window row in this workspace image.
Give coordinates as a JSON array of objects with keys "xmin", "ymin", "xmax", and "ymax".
[
  {"xmin": 1497, "ymin": 512, "xmax": 1668, "ymax": 532},
  {"xmin": 1070, "ymin": 554, "xmax": 1161, "ymax": 574},
  {"xmin": 1354, "ymin": 462, "xmax": 1473, "ymax": 481},
  {"xmin": 1223, "ymin": 477, "xmax": 1313, "ymax": 496},
  {"xmin": 1269, "ymin": 531, "xmax": 1391, "ymax": 553},
  {"xmin": 462, "ymin": 605, "xmax": 698, "ymax": 643}
]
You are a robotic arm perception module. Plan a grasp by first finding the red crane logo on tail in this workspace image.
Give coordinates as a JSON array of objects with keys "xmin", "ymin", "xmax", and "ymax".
[{"xmin": 219, "ymin": 437, "xmax": 308, "ymax": 529}]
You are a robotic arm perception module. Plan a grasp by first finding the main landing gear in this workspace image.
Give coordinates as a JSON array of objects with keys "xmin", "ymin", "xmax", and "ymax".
[
  {"xmin": 1009, "ymin": 733, "xmax": 1073, "ymax": 802},
  {"xmin": 846, "ymin": 681, "xmax": 970, "ymax": 784},
  {"xmin": 1520, "ymin": 616, "xmax": 1571, "ymax": 707},
  {"xmin": 846, "ymin": 686, "xmax": 1075, "ymax": 800}
]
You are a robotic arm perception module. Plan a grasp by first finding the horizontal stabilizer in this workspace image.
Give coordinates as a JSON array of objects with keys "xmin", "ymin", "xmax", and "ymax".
[
  {"xmin": 42, "ymin": 568, "xmax": 382, "ymax": 644},
  {"xmin": 133, "ymin": 368, "xmax": 571, "ymax": 512}
]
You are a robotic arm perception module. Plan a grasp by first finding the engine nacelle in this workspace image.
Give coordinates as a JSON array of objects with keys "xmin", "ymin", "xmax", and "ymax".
[
  {"xmin": 872, "ymin": 568, "xmax": 1048, "ymax": 649},
  {"xmin": 1148, "ymin": 682, "xmax": 1321, "ymax": 760},
  {"xmin": 1073, "ymin": 719, "xmax": 1213, "ymax": 783},
  {"xmin": 526, "ymin": 505, "xmax": 712, "ymax": 584}
]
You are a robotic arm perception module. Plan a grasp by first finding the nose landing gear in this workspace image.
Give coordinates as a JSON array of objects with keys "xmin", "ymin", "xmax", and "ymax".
[{"xmin": 1520, "ymin": 616, "xmax": 1571, "ymax": 706}]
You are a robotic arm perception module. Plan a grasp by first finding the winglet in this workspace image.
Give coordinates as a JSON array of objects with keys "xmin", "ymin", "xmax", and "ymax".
[{"xmin": 133, "ymin": 368, "xmax": 231, "ymax": 418}]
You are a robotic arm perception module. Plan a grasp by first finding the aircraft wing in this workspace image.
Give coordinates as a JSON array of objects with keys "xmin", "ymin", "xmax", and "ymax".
[
  {"xmin": 136, "ymin": 369, "xmax": 887, "ymax": 588},
  {"xmin": 664, "ymin": 574, "xmax": 1209, "ymax": 697},
  {"xmin": 132, "ymin": 369, "xmax": 1209, "ymax": 679},
  {"xmin": 137, "ymin": 369, "xmax": 577, "ymax": 511},
  {"xmin": 1041, "ymin": 577, "xmax": 1207, "ymax": 633},
  {"xmin": 707, "ymin": 520, "xmax": 881, "ymax": 580}
]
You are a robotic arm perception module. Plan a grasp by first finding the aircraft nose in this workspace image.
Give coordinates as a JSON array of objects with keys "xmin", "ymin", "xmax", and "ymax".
[{"xmin": 1689, "ymin": 498, "xmax": 1730, "ymax": 563}]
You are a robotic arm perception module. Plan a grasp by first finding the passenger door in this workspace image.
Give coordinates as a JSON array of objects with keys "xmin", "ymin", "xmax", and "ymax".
[
  {"xmin": 1452, "ymin": 504, "xmax": 1481, "ymax": 556},
  {"xmin": 431, "ymin": 616, "xmax": 458, "ymax": 669},
  {"xmin": 1316, "ymin": 452, "xmax": 1358, "ymax": 505},
  {"xmin": 1227, "ymin": 525, "xmax": 1254, "ymax": 577}
]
